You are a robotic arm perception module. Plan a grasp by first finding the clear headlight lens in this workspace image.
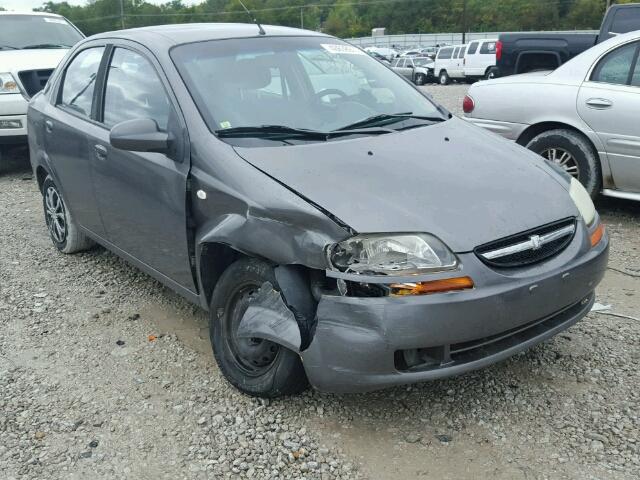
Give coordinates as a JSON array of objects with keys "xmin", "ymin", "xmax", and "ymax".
[
  {"xmin": 569, "ymin": 177, "xmax": 596, "ymax": 226},
  {"xmin": 327, "ymin": 233, "xmax": 458, "ymax": 275},
  {"xmin": 0, "ymin": 72, "xmax": 20, "ymax": 94}
]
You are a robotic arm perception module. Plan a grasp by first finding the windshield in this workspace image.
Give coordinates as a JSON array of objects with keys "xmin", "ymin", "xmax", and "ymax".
[
  {"xmin": 0, "ymin": 15, "xmax": 83, "ymax": 49},
  {"xmin": 171, "ymin": 36, "xmax": 447, "ymax": 142}
]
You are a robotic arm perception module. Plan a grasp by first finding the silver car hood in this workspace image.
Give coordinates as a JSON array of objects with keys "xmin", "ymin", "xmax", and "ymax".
[{"xmin": 235, "ymin": 117, "xmax": 576, "ymax": 252}]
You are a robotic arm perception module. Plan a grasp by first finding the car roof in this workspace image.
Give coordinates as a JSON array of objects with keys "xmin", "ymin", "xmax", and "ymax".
[{"xmin": 89, "ymin": 23, "xmax": 329, "ymax": 50}]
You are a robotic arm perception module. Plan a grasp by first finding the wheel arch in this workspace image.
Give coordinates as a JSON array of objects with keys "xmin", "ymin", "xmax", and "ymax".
[
  {"xmin": 516, "ymin": 121, "xmax": 598, "ymax": 157},
  {"xmin": 36, "ymin": 165, "xmax": 50, "ymax": 193},
  {"xmin": 197, "ymin": 242, "xmax": 246, "ymax": 308}
]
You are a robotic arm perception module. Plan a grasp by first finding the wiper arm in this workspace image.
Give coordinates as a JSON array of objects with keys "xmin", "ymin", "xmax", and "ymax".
[
  {"xmin": 216, "ymin": 124, "xmax": 394, "ymax": 140},
  {"xmin": 335, "ymin": 112, "xmax": 445, "ymax": 131},
  {"xmin": 22, "ymin": 43, "xmax": 71, "ymax": 49},
  {"xmin": 0, "ymin": 44, "xmax": 18, "ymax": 50}
]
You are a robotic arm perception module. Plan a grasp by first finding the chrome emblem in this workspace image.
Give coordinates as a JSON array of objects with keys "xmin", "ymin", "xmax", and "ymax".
[{"xmin": 530, "ymin": 234, "xmax": 542, "ymax": 250}]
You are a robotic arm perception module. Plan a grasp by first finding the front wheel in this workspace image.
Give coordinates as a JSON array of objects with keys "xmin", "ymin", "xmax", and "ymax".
[
  {"xmin": 414, "ymin": 73, "xmax": 426, "ymax": 85},
  {"xmin": 209, "ymin": 258, "xmax": 308, "ymax": 397},
  {"xmin": 525, "ymin": 129, "xmax": 602, "ymax": 198},
  {"xmin": 439, "ymin": 70, "xmax": 450, "ymax": 85},
  {"xmin": 41, "ymin": 175, "xmax": 94, "ymax": 253}
]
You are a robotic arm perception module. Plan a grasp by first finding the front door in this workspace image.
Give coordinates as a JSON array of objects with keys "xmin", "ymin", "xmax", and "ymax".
[
  {"xmin": 577, "ymin": 40, "xmax": 640, "ymax": 193},
  {"xmin": 87, "ymin": 45, "xmax": 197, "ymax": 292}
]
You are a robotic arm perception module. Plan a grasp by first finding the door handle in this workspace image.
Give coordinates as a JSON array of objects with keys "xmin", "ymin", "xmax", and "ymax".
[
  {"xmin": 586, "ymin": 98, "xmax": 613, "ymax": 109},
  {"xmin": 44, "ymin": 120, "xmax": 53, "ymax": 133},
  {"xmin": 94, "ymin": 144, "xmax": 107, "ymax": 160}
]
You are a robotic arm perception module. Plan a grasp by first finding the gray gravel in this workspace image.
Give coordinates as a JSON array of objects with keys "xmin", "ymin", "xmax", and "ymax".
[{"xmin": 1, "ymin": 84, "xmax": 639, "ymax": 479}]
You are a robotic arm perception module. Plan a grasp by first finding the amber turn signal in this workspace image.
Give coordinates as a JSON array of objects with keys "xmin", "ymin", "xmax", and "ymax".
[
  {"xmin": 590, "ymin": 222, "xmax": 605, "ymax": 247},
  {"xmin": 390, "ymin": 276, "xmax": 474, "ymax": 296}
]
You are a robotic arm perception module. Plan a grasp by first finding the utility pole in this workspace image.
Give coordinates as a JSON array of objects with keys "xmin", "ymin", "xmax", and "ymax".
[
  {"xmin": 120, "ymin": 0, "xmax": 125, "ymax": 30},
  {"xmin": 461, "ymin": 0, "xmax": 467, "ymax": 44},
  {"xmin": 606, "ymin": 0, "xmax": 612, "ymax": 10},
  {"xmin": 300, "ymin": 7, "xmax": 304, "ymax": 29}
]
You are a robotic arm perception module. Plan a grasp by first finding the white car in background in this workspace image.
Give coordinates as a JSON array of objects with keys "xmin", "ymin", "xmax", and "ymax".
[
  {"xmin": 464, "ymin": 38, "xmax": 498, "ymax": 80},
  {"xmin": 434, "ymin": 44, "xmax": 467, "ymax": 84},
  {"xmin": 464, "ymin": 31, "xmax": 640, "ymax": 200},
  {"xmin": 0, "ymin": 12, "xmax": 83, "ymax": 149}
]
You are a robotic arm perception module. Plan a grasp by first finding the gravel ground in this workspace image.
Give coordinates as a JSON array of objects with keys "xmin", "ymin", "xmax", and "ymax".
[{"xmin": 1, "ymin": 84, "xmax": 639, "ymax": 480}]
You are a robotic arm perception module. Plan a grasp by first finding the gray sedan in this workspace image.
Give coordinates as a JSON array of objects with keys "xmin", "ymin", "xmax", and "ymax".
[
  {"xmin": 28, "ymin": 24, "xmax": 608, "ymax": 396},
  {"xmin": 391, "ymin": 56, "xmax": 434, "ymax": 85},
  {"xmin": 465, "ymin": 30, "xmax": 640, "ymax": 200}
]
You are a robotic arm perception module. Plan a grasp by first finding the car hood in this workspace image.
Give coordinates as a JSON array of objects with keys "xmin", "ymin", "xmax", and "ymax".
[
  {"xmin": 234, "ymin": 117, "xmax": 577, "ymax": 252},
  {"xmin": 0, "ymin": 49, "xmax": 68, "ymax": 72}
]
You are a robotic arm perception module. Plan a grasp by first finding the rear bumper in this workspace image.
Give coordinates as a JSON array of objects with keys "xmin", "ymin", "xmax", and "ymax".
[
  {"xmin": 302, "ymin": 226, "xmax": 608, "ymax": 393},
  {"xmin": 465, "ymin": 117, "xmax": 528, "ymax": 141}
]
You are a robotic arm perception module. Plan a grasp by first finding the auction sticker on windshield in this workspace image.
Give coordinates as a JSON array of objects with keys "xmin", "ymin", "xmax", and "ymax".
[
  {"xmin": 321, "ymin": 44, "xmax": 365, "ymax": 55},
  {"xmin": 43, "ymin": 17, "xmax": 68, "ymax": 24}
]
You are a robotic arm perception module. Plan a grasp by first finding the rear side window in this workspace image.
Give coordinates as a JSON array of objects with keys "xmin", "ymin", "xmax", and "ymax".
[
  {"xmin": 610, "ymin": 7, "xmax": 640, "ymax": 34},
  {"xmin": 102, "ymin": 48, "xmax": 171, "ymax": 130},
  {"xmin": 480, "ymin": 42, "xmax": 497, "ymax": 54},
  {"xmin": 59, "ymin": 47, "xmax": 104, "ymax": 117},
  {"xmin": 591, "ymin": 42, "xmax": 639, "ymax": 85},
  {"xmin": 438, "ymin": 47, "xmax": 453, "ymax": 59},
  {"xmin": 467, "ymin": 42, "xmax": 479, "ymax": 54}
]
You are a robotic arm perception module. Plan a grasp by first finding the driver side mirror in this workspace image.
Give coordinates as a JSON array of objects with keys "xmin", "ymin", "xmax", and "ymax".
[{"xmin": 109, "ymin": 118, "xmax": 169, "ymax": 154}]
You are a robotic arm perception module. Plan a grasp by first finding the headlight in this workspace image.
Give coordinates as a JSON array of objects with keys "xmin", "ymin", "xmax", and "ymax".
[
  {"xmin": 0, "ymin": 72, "xmax": 20, "ymax": 94},
  {"xmin": 327, "ymin": 233, "xmax": 458, "ymax": 275},
  {"xmin": 569, "ymin": 177, "xmax": 596, "ymax": 226}
]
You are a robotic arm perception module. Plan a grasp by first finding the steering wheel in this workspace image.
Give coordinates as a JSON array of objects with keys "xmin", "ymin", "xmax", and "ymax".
[{"xmin": 315, "ymin": 88, "xmax": 349, "ymax": 103}]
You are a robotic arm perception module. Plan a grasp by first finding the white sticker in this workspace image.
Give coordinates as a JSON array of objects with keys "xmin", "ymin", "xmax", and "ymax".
[
  {"xmin": 321, "ymin": 44, "xmax": 365, "ymax": 55},
  {"xmin": 43, "ymin": 17, "xmax": 68, "ymax": 24}
]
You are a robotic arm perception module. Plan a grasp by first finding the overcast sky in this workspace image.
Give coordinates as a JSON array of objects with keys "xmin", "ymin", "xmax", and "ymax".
[{"xmin": 0, "ymin": 0, "xmax": 196, "ymax": 10}]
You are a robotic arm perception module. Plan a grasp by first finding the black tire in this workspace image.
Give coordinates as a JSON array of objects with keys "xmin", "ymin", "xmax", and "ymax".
[
  {"xmin": 485, "ymin": 67, "xmax": 498, "ymax": 80},
  {"xmin": 414, "ymin": 73, "xmax": 426, "ymax": 85},
  {"xmin": 525, "ymin": 129, "xmax": 602, "ymax": 198},
  {"xmin": 209, "ymin": 258, "xmax": 308, "ymax": 398},
  {"xmin": 41, "ymin": 175, "xmax": 94, "ymax": 253},
  {"xmin": 439, "ymin": 70, "xmax": 450, "ymax": 85}
]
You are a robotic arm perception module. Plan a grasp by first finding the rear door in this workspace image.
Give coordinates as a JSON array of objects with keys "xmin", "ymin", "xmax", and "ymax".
[
  {"xmin": 465, "ymin": 41, "xmax": 480, "ymax": 76},
  {"xmin": 42, "ymin": 44, "xmax": 107, "ymax": 236},
  {"xmin": 577, "ymin": 40, "xmax": 640, "ymax": 192},
  {"xmin": 435, "ymin": 47, "xmax": 453, "ymax": 74},
  {"xmin": 450, "ymin": 46, "xmax": 466, "ymax": 78},
  {"xmin": 87, "ymin": 44, "xmax": 197, "ymax": 293}
]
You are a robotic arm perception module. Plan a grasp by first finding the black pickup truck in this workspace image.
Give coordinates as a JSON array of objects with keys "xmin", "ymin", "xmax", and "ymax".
[{"xmin": 496, "ymin": 3, "xmax": 640, "ymax": 77}]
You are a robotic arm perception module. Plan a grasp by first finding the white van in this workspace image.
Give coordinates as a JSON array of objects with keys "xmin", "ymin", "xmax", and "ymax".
[
  {"xmin": 434, "ymin": 44, "xmax": 467, "ymax": 85},
  {"xmin": 463, "ymin": 39, "xmax": 498, "ymax": 80}
]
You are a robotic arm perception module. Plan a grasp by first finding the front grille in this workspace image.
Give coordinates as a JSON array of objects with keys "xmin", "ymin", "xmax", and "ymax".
[
  {"xmin": 394, "ymin": 294, "xmax": 591, "ymax": 372},
  {"xmin": 475, "ymin": 218, "xmax": 576, "ymax": 268},
  {"xmin": 18, "ymin": 69, "xmax": 54, "ymax": 98}
]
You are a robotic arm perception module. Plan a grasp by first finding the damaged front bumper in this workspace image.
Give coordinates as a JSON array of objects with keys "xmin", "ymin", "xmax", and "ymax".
[{"xmin": 301, "ymin": 228, "xmax": 609, "ymax": 393}]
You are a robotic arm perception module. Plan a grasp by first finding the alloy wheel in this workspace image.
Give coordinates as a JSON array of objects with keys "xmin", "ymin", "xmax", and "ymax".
[
  {"xmin": 542, "ymin": 147, "xmax": 580, "ymax": 178},
  {"xmin": 45, "ymin": 186, "xmax": 66, "ymax": 243}
]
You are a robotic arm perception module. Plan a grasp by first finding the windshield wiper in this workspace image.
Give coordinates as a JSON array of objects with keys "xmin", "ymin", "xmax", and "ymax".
[
  {"xmin": 22, "ymin": 43, "xmax": 72, "ymax": 49},
  {"xmin": 216, "ymin": 124, "xmax": 394, "ymax": 140},
  {"xmin": 0, "ymin": 45, "xmax": 18, "ymax": 50},
  {"xmin": 335, "ymin": 112, "xmax": 446, "ymax": 131}
]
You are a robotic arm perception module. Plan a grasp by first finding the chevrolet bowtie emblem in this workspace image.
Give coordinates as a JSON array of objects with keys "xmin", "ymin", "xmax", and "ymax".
[{"xmin": 530, "ymin": 234, "xmax": 542, "ymax": 250}]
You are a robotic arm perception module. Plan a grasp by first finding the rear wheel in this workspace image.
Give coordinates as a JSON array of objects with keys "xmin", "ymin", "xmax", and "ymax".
[
  {"xmin": 485, "ymin": 67, "xmax": 498, "ymax": 80},
  {"xmin": 525, "ymin": 129, "xmax": 601, "ymax": 198},
  {"xmin": 209, "ymin": 258, "xmax": 308, "ymax": 397},
  {"xmin": 439, "ymin": 70, "xmax": 450, "ymax": 85},
  {"xmin": 41, "ymin": 175, "xmax": 94, "ymax": 253}
]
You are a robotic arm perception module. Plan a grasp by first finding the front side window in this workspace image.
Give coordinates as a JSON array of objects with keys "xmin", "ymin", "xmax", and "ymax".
[
  {"xmin": 591, "ymin": 42, "xmax": 638, "ymax": 85},
  {"xmin": 467, "ymin": 42, "xmax": 479, "ymax": 55},
  {"xmin": 438, "ymin": 48, "xmax": 453, "ymax": 59},
  {"xmin": 59, "ymin": 47, "xmax": 104, "ymax": 117},
  {"xmin": 453, "ymin": 47, "xmax": 460, "ymax": 58},
  {"xmin": 103, "ymin": 48, "xmax": 171, "ymax": 130},
  {"xmin": 480, "ymin": 42, "xmax": 497, "ymax": 54},
  {"xmin": 171, "ymin": 36, "xmax": 446, "ymax": 142},
  {"xmin": 458, "ymin": 47, "xmax": 466, "ymax": 58}
]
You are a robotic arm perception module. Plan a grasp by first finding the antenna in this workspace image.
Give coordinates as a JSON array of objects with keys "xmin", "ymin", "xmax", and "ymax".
[{"xmin": 238, "ymin": 0, "xmax": 266, "ymax": 36}]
